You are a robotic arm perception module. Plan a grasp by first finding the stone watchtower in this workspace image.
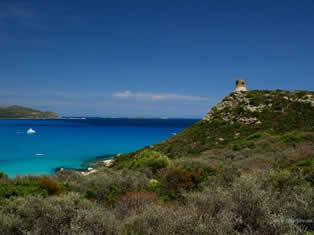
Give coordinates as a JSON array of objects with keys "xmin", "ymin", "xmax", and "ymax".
[{"xmin": 235, "ymin": 79, "xmax": 247, "ymax": 92}]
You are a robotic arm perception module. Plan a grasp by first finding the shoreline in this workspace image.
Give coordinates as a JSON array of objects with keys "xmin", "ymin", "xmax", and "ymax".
[
  {"xmin": 2, "ymin": 155, "xmax": 117, "ymax": 179},
  {"xmin": 54, "ymin": 154, "xmax": 118, "ymax": 176}
]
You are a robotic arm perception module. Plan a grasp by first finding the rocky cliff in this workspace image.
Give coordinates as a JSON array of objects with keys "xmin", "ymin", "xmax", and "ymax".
[{"xmin": 203, "ymin": 90, "xmax": 314, "ymax": 125}]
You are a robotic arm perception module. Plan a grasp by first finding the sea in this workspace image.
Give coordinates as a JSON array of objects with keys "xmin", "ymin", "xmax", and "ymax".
[{"xmin": 0, "ymin": 118, "xmax": 198, "ymax": 177}]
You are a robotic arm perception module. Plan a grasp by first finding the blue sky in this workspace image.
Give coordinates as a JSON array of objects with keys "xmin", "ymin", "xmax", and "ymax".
[{"xmin": 0, "ymin": 0, "xmax": 313, "ymax": 118}]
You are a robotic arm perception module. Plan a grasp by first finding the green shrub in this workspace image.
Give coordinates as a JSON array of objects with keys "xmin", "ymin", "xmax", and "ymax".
[
  {"xmin": 232, "ymin": 141, "xmax": 256, "ymax": 151},
  {"xmin": 81, "ymin": 170, "xmax": 149, "ymax": 204},
  {"xmin": 70, "ymin": 206, "xmax": 119, "ymax": 234},
  {"xmin": 246, "ymin": 133, "xmax": 262, "ymax": 140},
  {"xmin": 0, "ymin": 172, "xmax": 8, "ymax": 183},
  {"xmin": 281, "ymin": 132, "xmax": 306, "ymax": 144},
  {"xmin": 171, "ymin": 158, "xmax": 219, "ymax": 184},
  {"xmin": 230, "ymin": 173, "xmax": 304, "ymax": 234},
  {"xmin": 0, "ymin": 180, "xmax": 48, "ymax": 200},
  {"xmin": 0, "ymin": 193, "xmax": 120, "ymax": 235},
  {"xmin": 234, "ymin": 106, "xmax": 245, "ymax": 115},
  {"xmin": 216, "ymin": 166, "xmax": 241, "ymax": 186},
  {"xmin": 296, "ymin": 91, "xmax": 307, "ymax": 98},
  {"xmin": 38, "ymin": 177, "xmax": 64, "ymax": 195},
  {"xmin": 115, "ymin": 192, "xmax": 158, "ymax": 219},
  {"xmin": 0, "ymin": 213, "xmax": 24, "ymax": 235},
  {"xmin": 249, "ymin": 96, "xmax": 264, "ymax": 106},
  {"xmin": 184, "ymin": 187, "xmax": 237, "ymax": 234},
  {"xmin": 288, "ymin": 160, "xmax": 314, "ymax": 186},
  {"xmin": 267, "ymin": 170, "xmax": 306, "ymax": 193},
  {"xmin": 122, "ymin": 205, "xmax": 200, "ymax": 234},
  {"xmin": 160, "ymin": 168, "xmax": 202, "ymax": 200},
  {"xmin": 146, "ymin": 179, "xmax": 161, "ymax": 194},
  {"xmin": 123, "ymin": 171, "xmax": 305, "ymax": 234},
  {"xmin": 125, "ymin": 150, "xmax": 170, "ymax": 172}
]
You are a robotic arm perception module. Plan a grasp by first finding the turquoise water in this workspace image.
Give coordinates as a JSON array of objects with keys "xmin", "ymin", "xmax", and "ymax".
[{"xmin": 0, "ymin": 118, "xmax": 198, "ymax": 177}]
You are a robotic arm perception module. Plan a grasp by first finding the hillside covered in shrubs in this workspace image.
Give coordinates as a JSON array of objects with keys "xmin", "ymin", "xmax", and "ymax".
[
  {"xmin": 1, "ymin": 89, "xmax": 314, "ymax": 234},
  {"xmin": 0, "ymin": 105, "xmax": 59, "ymax": 119}
]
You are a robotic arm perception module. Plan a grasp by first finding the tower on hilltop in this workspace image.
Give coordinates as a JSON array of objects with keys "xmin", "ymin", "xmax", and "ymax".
[{"xmin": 235, "ymin": 79, "xmax": 247, "ymax": 92}]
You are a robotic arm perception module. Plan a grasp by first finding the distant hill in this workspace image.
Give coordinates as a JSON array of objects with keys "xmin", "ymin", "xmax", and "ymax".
[
  {"xmin": 0, "ymin": 105, "xmax": 59, "ymax": 119},
  {"xmin": 114, "ymin": 89, "xmax": 314, "ymax": 170}
]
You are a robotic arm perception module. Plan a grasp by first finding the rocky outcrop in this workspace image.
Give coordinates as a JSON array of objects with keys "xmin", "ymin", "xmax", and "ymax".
[
  {"xmin": 203, "ymin": 91, "xmax": 264, "ymax": 125},
  {"xmin": 283, "ymin": 94, "xmax": 314, "ymax": 107},
  {"xmin": 203, "ymin": 90, "xmax": 314, "ymax": 125}
]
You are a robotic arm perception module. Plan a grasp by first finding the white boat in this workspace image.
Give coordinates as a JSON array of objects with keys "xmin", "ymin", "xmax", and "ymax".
[{"xmin": 27, "ymin": 128, "xmax": 36, "ymax": 134}]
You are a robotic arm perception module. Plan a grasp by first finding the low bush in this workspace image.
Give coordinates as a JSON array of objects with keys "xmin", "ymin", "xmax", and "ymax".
[
  {"xmin": 232, "ymin": 141, "xmax": 256, "ymax": 151},
  {"xmin": 184, "ymin": 187, "xmax": 237, "ymax": 234},
  {"xmin": 115, "ymin": 192, "xmax": 158, "ymax": 219},
  {"xmin": 215, "ymin": 166, "xmax": 241, "ymax": 186},
  {"xmin": 122, "ymin": 205, "xmax": 200, "ymax": 234},
  {"xmin": 0, "ymin": 171, "xmax": 8, "ymax": 183},
  {"xmin": 0, "ymin": 193, "xmax": 120, "ymax": 235},
  {"xmin": 0, "ymin": 167, "xmax": 312, "ymax": 234},
  {"xmin": 38, "ymin": 177, "xmax": 63, "ymax": 195},
  {"xmin": 123, "ymin": 172, "xmax": 305, "ymax": 234},
  {"xmin": 281, "ymin": 132, "xmax": 306, "ymax": 145},
  {"xmin": 268, "ymin": 170, "xmax": 307, "ymax": 193},
  {"xmin": 160, "ymin": 168, "xmax": 202, "ymax": 200},
  {"xmin": 124, "ymin": 150, "xmax": 170, "ymax": 172},
  {"xmin": 289, "ymin": 160, "xmax": 314, "ymax": 186},
  {"xmin": 0, "ymin": 180, "xmax": 48, "ymax": 200},
  {"xmin": 171, "ymin": 157, "xmax": 219, "ymax": 177},
  {"xmin": 81, "ymin": 169, "xmax": 149, "ymax": 204},
  {"xmin": 0, "ymin": 214, "xmax": 24, "ymax": 235}
]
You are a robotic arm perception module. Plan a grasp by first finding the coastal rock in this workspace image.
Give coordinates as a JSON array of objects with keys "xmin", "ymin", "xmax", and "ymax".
[
  {"xmin": 238, "ymin": 117, "xmax": 261, "ymax": 125},
  {"xmin": 203, "ymin": 90, "xmax": 262, "ymax": 125},
  {"xmin": 81, "ymin": 169, "xmax": 97, "ymax": 176},
  {"xmin": 104, "ymin": 159, "xmax": 113, "ymax": 167}
]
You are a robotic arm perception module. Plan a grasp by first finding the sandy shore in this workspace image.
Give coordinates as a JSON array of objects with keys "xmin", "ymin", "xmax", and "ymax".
[{"xmin": 80, "ymin": 159, "xmax": 114, "ymax": 176}]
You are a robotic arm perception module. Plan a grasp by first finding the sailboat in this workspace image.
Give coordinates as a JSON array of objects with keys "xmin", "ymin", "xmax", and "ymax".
[{"xmin": 27, "ymin": 128, "xmax": 36, "ymax": 134}]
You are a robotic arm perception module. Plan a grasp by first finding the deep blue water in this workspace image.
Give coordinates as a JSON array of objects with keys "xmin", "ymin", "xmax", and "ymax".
[{"xmin": 0, "ymin": 118, "xmax": 198, "ymax": 177}]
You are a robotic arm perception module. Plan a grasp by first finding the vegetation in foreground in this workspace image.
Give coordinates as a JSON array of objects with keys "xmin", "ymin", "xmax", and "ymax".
[
  {"xmin": 0, "ymin": 89, "xmax": 314, "ymax": 234},
  {"xmin": 1, "ymin": 149, "xmax": 314, "ymax": 234}
]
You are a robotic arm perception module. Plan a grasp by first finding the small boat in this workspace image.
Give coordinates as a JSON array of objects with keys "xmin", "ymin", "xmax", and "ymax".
[{"xmin": 27, "ymin": 128, "xmax": 36, "ymax": 134}]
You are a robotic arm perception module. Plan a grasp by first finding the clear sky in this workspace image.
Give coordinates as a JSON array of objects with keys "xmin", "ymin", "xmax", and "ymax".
[{"xmin": 1, "ymin": 0, "xmax": 313, "ymax": 118}]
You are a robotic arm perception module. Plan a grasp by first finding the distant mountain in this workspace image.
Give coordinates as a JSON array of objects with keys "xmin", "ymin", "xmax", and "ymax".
[{"xmin": 0, "ymin": 105, "xmax": 59, "ymax": 119}]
